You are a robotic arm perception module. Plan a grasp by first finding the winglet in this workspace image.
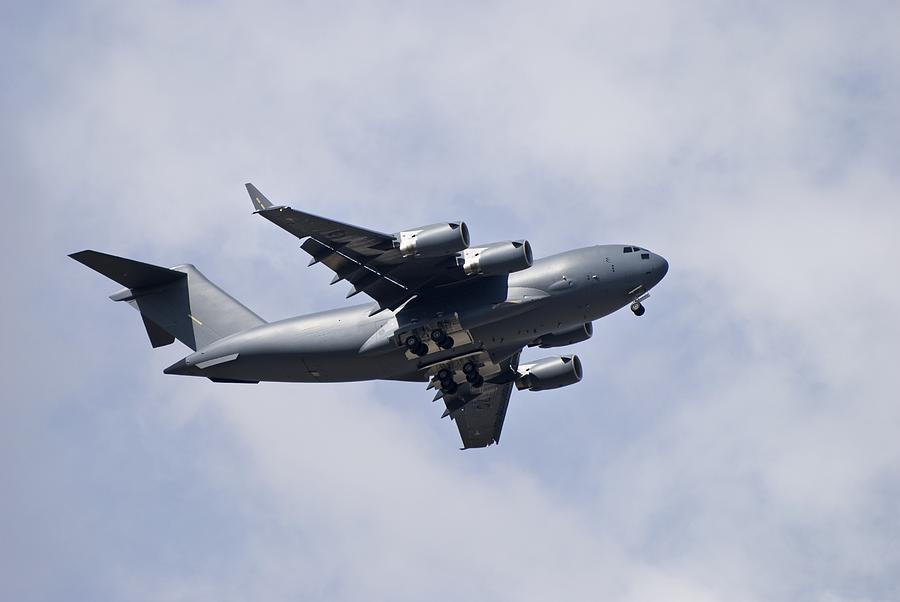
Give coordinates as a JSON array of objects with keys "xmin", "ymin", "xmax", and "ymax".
[{"xmin": 245, "ymin": 183, "xmax": 274, "ymax": 212}]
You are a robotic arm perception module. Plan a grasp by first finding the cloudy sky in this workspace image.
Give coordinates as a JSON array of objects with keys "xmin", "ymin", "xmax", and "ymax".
[{"xmin": 3, "ymin": 1, "xmax": 900, "ymax": 600}]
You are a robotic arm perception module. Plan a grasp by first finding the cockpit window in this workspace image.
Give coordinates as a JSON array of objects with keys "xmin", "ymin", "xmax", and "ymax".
[
  {"xmin": 623, "ymin": 246, "xmax": 633, "ymax": 253},
  {"xmin": 641, "ymin": 253, "xmax": 650, "ymax": 259}
]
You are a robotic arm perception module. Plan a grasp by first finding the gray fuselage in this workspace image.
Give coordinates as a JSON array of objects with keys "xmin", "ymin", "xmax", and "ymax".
[{"xmin": 170, "ymin": 244, "xmax": 668, "ymax": 383}]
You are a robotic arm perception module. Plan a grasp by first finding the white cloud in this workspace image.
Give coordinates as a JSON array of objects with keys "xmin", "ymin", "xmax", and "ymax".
[{"xmin": 3, "ymin": 1, "xmax": 900, "ymax": 601}]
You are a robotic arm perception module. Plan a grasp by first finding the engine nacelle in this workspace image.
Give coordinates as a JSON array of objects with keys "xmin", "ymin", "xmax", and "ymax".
[
  {"xmin": 530, "ymin": 323, "xmax": 593, "ymax": 348},
  {"xmin": 398, "ymin": 222, "xmax": 470, "ymax": 258},
  {"xmin": 515, "ymin": 355, "xmax": 583, "ymax": 391},
  {"xmin": 461, "ymin": 240, "xmax": 533, "ymax": 276}
]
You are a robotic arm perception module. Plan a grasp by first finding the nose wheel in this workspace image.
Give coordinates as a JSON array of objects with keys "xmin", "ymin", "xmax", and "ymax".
[{"xmin": 627, "ymin": 286, "xmax": 651, "ymax": 317}]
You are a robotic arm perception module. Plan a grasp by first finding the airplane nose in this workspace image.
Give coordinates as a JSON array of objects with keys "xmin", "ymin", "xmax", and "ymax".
[{"xmin": 657, "ymin": 255, "xmax": 669, "ymax": 279}]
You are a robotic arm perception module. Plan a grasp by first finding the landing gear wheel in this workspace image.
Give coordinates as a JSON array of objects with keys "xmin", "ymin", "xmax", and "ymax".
[
  {"xmin": 437, "ymin": 368, "xmax": 452, "ymax": 382},
  {"xmin": 405, "ymin": 334, "xmax": 422, "ymax": 350},
  {"xmin": 462, "ymin": 361, "xmax": 477, "ymax": 375},
  {"xmin": 631, "ymin": 302, "xmax": 645, "ymax": 316},
  {"xmin": 442, "ymin": 381, "xmax": 458, "ymax": 395},
  {"xmin": 467, "ymin": 373, "xmax": 484, "ymax": 388},
  {"xmin": 413, "ymin": 343, "xmax": 429, "ymax": 356},
  {"xmin": 431, "ymin": 329, "xmax": 454, "ymax": 350}
]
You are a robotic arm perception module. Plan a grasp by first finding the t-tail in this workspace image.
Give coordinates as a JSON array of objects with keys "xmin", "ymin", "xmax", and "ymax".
[{"xmin": 69, "ymin": 250, "xmax": 266, "ymax": 351}]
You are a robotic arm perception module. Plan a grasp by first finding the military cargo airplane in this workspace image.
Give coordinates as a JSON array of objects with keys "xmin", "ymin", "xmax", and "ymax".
[{"xmin": 71, "ymin": 184, "xmax": 668, "ymax": 448}]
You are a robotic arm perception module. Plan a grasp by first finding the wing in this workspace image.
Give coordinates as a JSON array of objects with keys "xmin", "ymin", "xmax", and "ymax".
[
  {"xmin": 436, "ymin": 351, "xmax": 521, "ymax": 449},
  {"xmin": 247, "ymin": 184, "xmax": 464, "ymax": 314},
  {"xmin": 448, "ymin": 380, "xmax": 515, "ymax": 449}
]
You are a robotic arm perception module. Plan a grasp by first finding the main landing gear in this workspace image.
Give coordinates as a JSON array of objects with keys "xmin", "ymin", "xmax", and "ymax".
[
  {"xmin": 430, "ymin": 328, "xmax": 455, "ymax": 350},
  {"xmin": 436, "ymin": 368, "xmax": 458, "ymax": 395},
  {"xmin": 405, "ymin": 334, "xmax": 429, "ymax": 357},
  {"xmin": 436, "ymin": 362, "xmax": 483, "ymax": 396},
  {"xmin": 405, "ymin": 329, "xmax": 455, "ymax": 357},
  {"xmin": 630, "ymin": 301, "xmax": 646, "ymax": 316},
  {"xmin": 462, "ymin": 361, "xmax": 484, "ymax": 388}
]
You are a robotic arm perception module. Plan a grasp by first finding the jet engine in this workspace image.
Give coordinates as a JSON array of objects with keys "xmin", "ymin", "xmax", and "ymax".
[
  {"xmin": 530, "ymin": 323, "xmax": 593, "ymax": 348},
  {"xmin": 515, "ymin": 355, "xmax": 583, "ymax": 391},
  {"xmin": 398, "ymin": 222, "xmax": 470, "ymax": 258},
  {"xmin": 461, "ymin": 240, "xmax": 533, "ymax": 276}
]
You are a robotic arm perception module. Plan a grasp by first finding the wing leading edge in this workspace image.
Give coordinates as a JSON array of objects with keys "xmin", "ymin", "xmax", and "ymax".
[{"xmin": 246, "ymin": 183, "xmax": 471, "ymax": 313}]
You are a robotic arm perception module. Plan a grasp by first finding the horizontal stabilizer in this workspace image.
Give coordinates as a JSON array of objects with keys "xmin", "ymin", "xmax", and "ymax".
[{"xmin": 69, "ymin": 250, "xmax": 184, "ymax": 290}]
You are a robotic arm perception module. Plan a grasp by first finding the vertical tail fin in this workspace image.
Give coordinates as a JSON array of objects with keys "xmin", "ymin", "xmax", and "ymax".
[{"xmin": 70, "ymin": 250, "xmax": 266, "ymax": 351}]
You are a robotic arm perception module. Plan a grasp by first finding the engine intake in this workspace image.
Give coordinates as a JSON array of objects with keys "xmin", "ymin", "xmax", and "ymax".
[
  {"xmin": 461, "ymin": 240, "xmax": 533, "ymax": 276},
  {"xmin": 515, "ymin": 355, "xmax": 583, "ymax": 391},
  {"xmin": 530, "ymin": 323, "xmax": 593, "ymax": 348},
  {"xmin": 398, "ymin": 222, "xmax": 470, "ymax": 258}
]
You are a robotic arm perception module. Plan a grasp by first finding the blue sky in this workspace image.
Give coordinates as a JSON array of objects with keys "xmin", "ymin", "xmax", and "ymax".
[{"xmin": 3, "ymin": 2, "xmax": 900, "ymax": 600}]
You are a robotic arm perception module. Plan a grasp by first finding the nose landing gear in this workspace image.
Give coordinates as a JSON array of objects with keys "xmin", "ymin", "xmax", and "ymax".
[{"xmin": 627, "ymin": 286, "xmax": 651, "ymax": 317}]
